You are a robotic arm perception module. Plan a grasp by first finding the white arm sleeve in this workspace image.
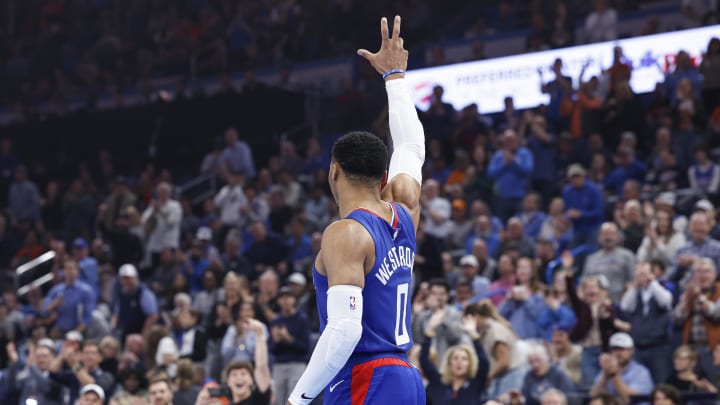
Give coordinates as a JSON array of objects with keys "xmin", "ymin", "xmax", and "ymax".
[
  {"xmin": 288, "ymin": 285, "xmax": 363, "ymax": 405},
  {"xmin": 386, "ymin": 78, "xmax": 425, "ymax": 185}
]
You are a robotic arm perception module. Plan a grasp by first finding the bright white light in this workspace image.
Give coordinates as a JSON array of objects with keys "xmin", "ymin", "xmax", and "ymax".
[{"xmin": 405, "ymin": 26, "xmax": 719, "ymax": 114}]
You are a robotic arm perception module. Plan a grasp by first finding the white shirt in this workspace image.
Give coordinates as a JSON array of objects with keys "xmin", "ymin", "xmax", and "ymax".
[
  {"xmin": 585, "ymin": 8, "xmax": 618, "ymax": 43},
  {"xmin": 214, "ymin": 184, "xmax": 248, "ymax": 226},
  {"xmin": 141, "ymin": 199, "xmax": 182, "ymax": 252},
  {"xmin": 423, "ymin": 197, "xmax": 452, "ymax": 239},
  {"xmin": 636, "ymin": 232, "xmax": 687, "ymax": 266},
  {"xmin": 620, "ymin": 280, "xmax": 673, "ymax": 315}
]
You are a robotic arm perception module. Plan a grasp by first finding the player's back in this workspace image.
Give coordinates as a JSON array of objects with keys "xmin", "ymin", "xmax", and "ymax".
[
  {"xmin": 313, "ymin": 201, "xmax": 415, "ymax": 358},
  {"xmin": 312, "ymin": 201, "xmax": 423, "ymax": 404}
]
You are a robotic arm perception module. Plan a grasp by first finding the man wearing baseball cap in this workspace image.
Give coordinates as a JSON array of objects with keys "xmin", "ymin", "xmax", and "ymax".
[
  {"xmin": 111, "ymin": 264, "xmax": 159, "ymax": 339},
  {"xmin": 589, "ymin": 332, "xmax": 653, "ymax": 404},
  {"xmin": 78, "ymin": 384, "xmax": 104, "ymax": 405},
  {"xmin": 562, "ymin": 163, "xmax": 605, "ymax": 248},
  {"xmin": 72, "ymin": 237, "xmax": 99, "ymax": 292}
]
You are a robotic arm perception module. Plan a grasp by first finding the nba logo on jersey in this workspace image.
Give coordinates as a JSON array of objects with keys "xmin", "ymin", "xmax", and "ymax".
[{"xmin": 349, "ymin": 296, "xmax": 357, "ymax": 310}]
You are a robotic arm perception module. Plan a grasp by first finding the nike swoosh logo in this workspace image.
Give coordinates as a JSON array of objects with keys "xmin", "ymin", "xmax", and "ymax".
[
  {"xmin": 329, "ymin": 380, "xmax": 344, "ymax": 392},
  {"xmin": 301, "ymin": 393, "xmax": 315, "ymax": 400}
]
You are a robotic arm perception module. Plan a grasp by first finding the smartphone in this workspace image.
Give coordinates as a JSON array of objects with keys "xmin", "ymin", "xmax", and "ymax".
[{"xmin": 208, "ymin": 386, "xmax": 232, "ymax": 398}]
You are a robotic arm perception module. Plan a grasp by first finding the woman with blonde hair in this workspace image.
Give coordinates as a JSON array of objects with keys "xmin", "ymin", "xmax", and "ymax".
[
  {"xmin": 464, "ymin": 299, "xmax": 526, "ymax": 400},
  {"xmin": 99, "ymin": 336, "xmax": 121, "ymax": 376},
  {"xmin": 666, "ymin": 345, "xmax": 717, "ymax": 394},
  {"xmin": 420, "ymin": 311, "xmax": 489, "ymax": 405}
]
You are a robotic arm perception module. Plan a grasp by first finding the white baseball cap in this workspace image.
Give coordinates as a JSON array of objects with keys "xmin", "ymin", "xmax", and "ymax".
[
  {"xmin": 118, "ymin": 264, "xmax": 138, "ymax": 278},
  {"xmin": 459, "ymin": 255, "xmax": 479, "ymax": 268},
  {"xmin": 196, "ymin": 226, "xmax": 212, "ymax": 241},
  {"xmin": 696, "ymin": 199, "xmax": 715, "ymax": 212},
  {"xmin": 80, "ymin": 384, "xmax": 105, "ymax": 400},
  {"xmin": 287, "ymin": 272, "xmax": 307, "ymax": 286},
  {"xmin": 65, "ymin": 330, "xmax": 83, "ymax": 342},
  {"xmin": 609, "ymin": 332, "xmax": 634, "ymax": 349}
]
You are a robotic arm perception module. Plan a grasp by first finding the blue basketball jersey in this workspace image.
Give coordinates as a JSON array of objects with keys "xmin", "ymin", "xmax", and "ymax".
[{"xmin": 313, "ymin": 202, "xmax": 416, "ymax": 357}]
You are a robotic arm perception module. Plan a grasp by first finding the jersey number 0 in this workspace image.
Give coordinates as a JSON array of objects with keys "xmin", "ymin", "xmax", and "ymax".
[{"xmin": 394, "ymin": 283, "xmax": 410, "ymax": 345}]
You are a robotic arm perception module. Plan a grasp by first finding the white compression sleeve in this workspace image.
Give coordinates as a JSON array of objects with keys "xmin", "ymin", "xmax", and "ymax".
[
  {"xmin": 288, "ymin": 285, "xmax": 363, "ymax": 405},
  {"xmin": 386, "ymin": 78, "xmax": 426, "ymax": 184}
]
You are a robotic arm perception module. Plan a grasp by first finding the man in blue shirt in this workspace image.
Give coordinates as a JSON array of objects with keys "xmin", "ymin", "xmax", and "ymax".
[
  {"xmin": 562, "ymin": 164, "xmax": 605, "ymax": 249},
  {"xmin": 111, "ymin": 264, "xmax": 159, "ymax": 338},
  {"xmin": 519, "ymin": 193, "xmax": 547, "ymax": 241},
  {"xmin": 219, "ymin": 127, "xmax": 256, "ymax": 181},
  {"xmin": 669, "ymin": 211, "xmax": 720, "ymax": 285},
  {"xmin": 523, "ymin": 111, "xmax": 557, "ymax": 203},
  {"xmin": 7, "ymin": 165, "xmax": 40, "ymax": 223},
  {"xmin": 72, "ymin": 238, "xmax": 99, "ymax": 296},
  {"xmin": 488, "ymin": 129, "xmax": 534, "ymax": 222},
  {"xmin": 43, "ymin": 258, "xmax": 95, "ymax": 337},
  {"xmin": 665, "ymin": 51, "xmax": 703, "ymax": 102},
  {"xmin": 603, "ymin": 147, "xmax": 647, "ymax": 196},
  {"xmin": 589, "ymin": 333, "xmax": 653, "ymax": 404}
]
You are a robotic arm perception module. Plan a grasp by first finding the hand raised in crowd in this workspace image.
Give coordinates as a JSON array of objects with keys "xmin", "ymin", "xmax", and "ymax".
[
  {"xmin": 425, "ymin": 307, "xmax": 446, "ymax": 335},
  {"xmin": 634, "ymin": 264, "xmax": 654, "ymax": 289},
  {"xmin": 194, "ymin": 387, "xmax": 224, "ymax": 405},
  {"xmin": 357, "ymin": 16, "xmax": 408, "ymax": 78},
  {"xmin": 566, "ymin": 208, "xmax": 582, "ymax": 219},
  {"xmin": 460, "ymin": 315, "xmax": 480, "ymax": 339},
  {"xmin": 545, "ymin": 292, "xmax": 561, "ymax": 311},
  {"xmin": 560, "ymin": 250, "xmax": 575, "ymax": 270},
  {"xmin": 245, "ymin": 318, "xmax": 266, "ymax": 337},
  {"xmin": 678, "ymin": 254, "xmax": 696, "ymax": 268},
  {"xmin": 6, "ymin": 341, "xmax": 18, "ymax": 364},
  {"xmin": 599, "ymin": 352, "xmax": 618, "ymax": 377},
  {"xmin": 693, "ymin": 378, "xmax": 718, "ymax": 393},
  {"xmin": 684, "ymin": 284, "xmax": 701, "ymax": 304}
]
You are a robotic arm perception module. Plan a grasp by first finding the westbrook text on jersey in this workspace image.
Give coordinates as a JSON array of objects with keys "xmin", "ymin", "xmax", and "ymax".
[{"xmin": 375, "ymin": 245, "xmax": 415, "ymax": 285}]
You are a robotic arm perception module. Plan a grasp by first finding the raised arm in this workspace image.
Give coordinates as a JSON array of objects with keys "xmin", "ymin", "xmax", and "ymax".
[
  {"xmin": 249, "ymin": 318, "xmax": 271, "ymax": 393},
  {"xmin": 287, "ymin": 220, "xmax": 372, "ymax": 404},
  {"xmin": 358, "ymin": 16, "xmax": 424, "ymax": 230}
]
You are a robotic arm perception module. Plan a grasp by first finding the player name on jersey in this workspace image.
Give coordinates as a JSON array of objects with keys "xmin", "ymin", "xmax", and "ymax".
[{"xmin": 375, "ymin": 245, "xmax": 415, "ymax": 286}]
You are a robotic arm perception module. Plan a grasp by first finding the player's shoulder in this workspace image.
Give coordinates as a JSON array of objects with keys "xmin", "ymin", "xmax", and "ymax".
[{"xmin": 322, "ymin": 219, "xmax": 374, "ymax": 248}]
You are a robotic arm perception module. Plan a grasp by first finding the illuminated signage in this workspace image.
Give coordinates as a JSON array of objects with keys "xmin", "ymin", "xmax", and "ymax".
[{"xmin": 406, "ymin": 26, "xmax": 719, "ymax": 113}]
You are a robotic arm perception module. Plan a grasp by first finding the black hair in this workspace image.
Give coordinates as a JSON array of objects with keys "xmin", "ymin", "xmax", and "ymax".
[
  {"xmin": 331, "ymin": 131, "xmax": 387, "ymax": 184},
  {"xmin": 429, "ymin": 278, "xmax": 450, "ymax": 293},
  {"xmin": 588, "ymin": 393, "xmax": 622, "ymax": 405},
  {"xmin": 651, "ymin": 385, "xmax": 684, "ymax": 405}
]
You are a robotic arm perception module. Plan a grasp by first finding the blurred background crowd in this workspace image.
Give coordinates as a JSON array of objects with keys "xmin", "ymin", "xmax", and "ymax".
[{"xmin": 1, "ymin": 1, "xmax": 720, "ymax": 405}]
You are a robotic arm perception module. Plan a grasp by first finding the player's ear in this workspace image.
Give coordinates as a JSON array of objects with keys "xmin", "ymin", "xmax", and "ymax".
[
  {"xmin": 329, "ymin": 162, "xmax": 340, "ymax": 182},
  {"xmin": 380, "ymin": 171, "xmax": 388, "ymax": 190}
]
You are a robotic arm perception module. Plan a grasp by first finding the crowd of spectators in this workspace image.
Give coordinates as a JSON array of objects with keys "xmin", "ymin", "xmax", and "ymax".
[
  {"xmin": 4, "ymin": 0, "xmax": 716, "ymax": 120},
  {"xmin": 2, "ymin": 7, "xmax": 720, "ymax": 405}
]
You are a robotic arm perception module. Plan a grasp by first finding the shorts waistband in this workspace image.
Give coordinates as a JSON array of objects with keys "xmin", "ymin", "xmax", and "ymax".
[{"xmin": 346, "ymin": 352, "xmax": 410, "ymax": 368}]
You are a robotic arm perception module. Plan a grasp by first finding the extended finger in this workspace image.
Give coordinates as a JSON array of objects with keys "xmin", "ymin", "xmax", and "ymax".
[
  {"xmin": 392, "ymin": 15, "xmax": 401, "ymax": 39},
  {"xmin": 357, "ymin": 49, "xmax": 375, "ymax": 60},
  {"xmin": 381, "ymin": 17, "xmax": 389, "ymax": 43}
]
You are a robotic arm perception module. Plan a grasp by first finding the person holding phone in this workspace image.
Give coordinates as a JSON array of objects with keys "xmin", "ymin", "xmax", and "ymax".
[{"xmin": 195, "ymin": 318, "xmax": 271, "ymax": 405}]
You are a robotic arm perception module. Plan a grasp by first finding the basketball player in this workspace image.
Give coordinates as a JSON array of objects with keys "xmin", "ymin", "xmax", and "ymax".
[{"xmin": 287, "ymin": 15, "xmax": 426, "ymax": 405}]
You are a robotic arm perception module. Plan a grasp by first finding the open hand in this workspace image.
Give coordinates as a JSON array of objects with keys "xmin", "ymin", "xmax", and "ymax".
[
  {"xmin": 357, "ymin": 16, "xmax": 408, "ymax": 78},
  {"xmin": 6, "ymin": 341, "xmax": 18, "ymax": 364}
]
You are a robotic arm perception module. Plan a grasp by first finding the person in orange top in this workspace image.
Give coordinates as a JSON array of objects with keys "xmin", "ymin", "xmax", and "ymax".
[
  {"xmin": 11, "ymin": 229, "xmax": 44, "ymax": 267},
  {"xmin": 571, "ymin": 77, "xmax": 604, "ymax": 138},
  {"xmin": 445, "ymin": 149, "xmax": 471, "ymax": 187}
]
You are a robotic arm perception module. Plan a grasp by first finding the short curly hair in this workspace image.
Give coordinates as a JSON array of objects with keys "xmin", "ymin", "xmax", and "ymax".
[{"xmin": 331, "ymin": 131, "xmax": 387, "ymax": 184}]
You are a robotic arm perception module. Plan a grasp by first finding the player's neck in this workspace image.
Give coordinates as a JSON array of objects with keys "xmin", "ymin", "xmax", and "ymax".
[{"xmin": 336, "ymin": 184, "xmax": 383, "ymax": 218}]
